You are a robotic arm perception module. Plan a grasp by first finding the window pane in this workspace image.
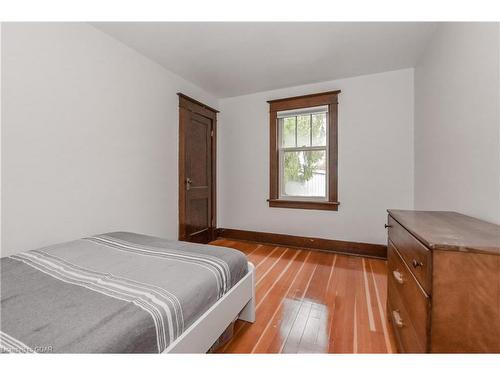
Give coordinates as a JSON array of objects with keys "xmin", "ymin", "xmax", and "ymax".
[
  {"xmin": 296, "ymin": 115, "xmax": 311, "ymax": 147},
  {"xmin": 311, "ymin": 113, "xmax": 327, "ymax": 146},
  {"xmin": 282, "ymin": 117, "xmax": 296, "ymax": 147},
  {"xmin": 282, "ymin": 150, "xmax": 326, "ymax": 197}
]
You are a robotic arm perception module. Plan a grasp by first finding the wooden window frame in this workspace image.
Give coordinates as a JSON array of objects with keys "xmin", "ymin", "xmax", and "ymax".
[{"xmin": 267, "ymin": 90, "xmax": 340, "ymax": 211}]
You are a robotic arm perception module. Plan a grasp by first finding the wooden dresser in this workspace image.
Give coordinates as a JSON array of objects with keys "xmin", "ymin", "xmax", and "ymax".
[{"xmin": 386, "ymin": 209, "xmax": 500, "ymax": 353}]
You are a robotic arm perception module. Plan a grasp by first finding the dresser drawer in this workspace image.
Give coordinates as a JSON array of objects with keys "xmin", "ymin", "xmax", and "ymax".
[
  {"xmin": 388, "ymin": 215, "xmax": 432, "ymax": 293},
  {"xmin": 387, "ymin": 242, "xmax": 430, "ymax": 353},
  {"xmin": 387, "ymin": 281, "xmax": 426, "ymax": 353}
]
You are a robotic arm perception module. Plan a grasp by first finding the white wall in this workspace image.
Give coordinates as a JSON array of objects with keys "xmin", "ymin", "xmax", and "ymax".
[
  {"xmin": 414, "ymin": 23, "xmax": 500, "ymax": 224},
  {"xmin": 218, "ymin": 69, "xmax": 414, "ymax": 245},
  {"xmin": 1, "ymin": 23, "xmax": 218, "ymax": 256},
  {"xmin": 6, "ymin": 23, "xmax": 497, "ymax": 255}
]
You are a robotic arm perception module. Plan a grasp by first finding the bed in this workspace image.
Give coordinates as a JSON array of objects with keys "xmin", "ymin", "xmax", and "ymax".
[{"xmin": 0, "ymin": 232, "xmax": 255, "ymax": 353}]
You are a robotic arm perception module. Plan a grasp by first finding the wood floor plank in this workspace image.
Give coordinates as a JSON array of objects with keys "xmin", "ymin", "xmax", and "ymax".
[
  {"xmin": 214, "ymin": 239, "xmax": 255, "ymax": 254},
  {"xmin": 354, "ymin": 257, "xmax": 381, "ymax": 353},
  {"xmin": 255, "ymin": 247, "xmax": 291, "ymax": 286},
  {"xmin": 276, "ymin": 251, "xmax": 323, "ymax": 353},
  {"xmin": 210, "ymin": 239, "xmax": 396, "ymax": 354},
  {"xmin": 368, "ymin": 258, "xmax": 397, "ymax": 352},
  {"xmin": 363, "ymin": 258, "xmax": 392, "ymax": 352},
  {"xmin": 216, "ymin": 239, "xmax": 273, "ymax": 265},
  {"xmin": 281, "ymin": 300, "xmax": 313, "ymax": 353},
  {"xmin": 294, "ymin": 251, "xmax": 335, "ymax": 353},
  {"xmin": 215, "ymin": 240, "xmax": 280, "ymax": 282},
  {"xmin": 327, "ymin": 255, "xmax": 356, "ymax": 353},
  {"xmin": 217, "ymin": 247, "xmax": 291, "ymax": 352},
  {"xmin": 209, "ymin": 239, "xmax": 234, "ymax": 247},
  {"xmin": 250, "ymin": 251, "xmax": 315, "ymax": 353},
  {"xmin": 220, "ymin": 249, "xmax": 308, "ymax": 353}
]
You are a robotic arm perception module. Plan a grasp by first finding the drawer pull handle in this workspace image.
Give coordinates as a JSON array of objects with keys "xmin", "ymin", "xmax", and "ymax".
[
  {"xmin": 384, "ymin": 224, "xmax": 392, "ymax": 228},
  {"xmin": 392, "ymin": 310, "xmax": 404, "ymax": 328},
  {"xmin": 392, "ymin": 270, "xmax": 404, "ymax": 284},
  {"xmin": 412, "ymin": 259, "xmax": 424, "ymax": 268}
]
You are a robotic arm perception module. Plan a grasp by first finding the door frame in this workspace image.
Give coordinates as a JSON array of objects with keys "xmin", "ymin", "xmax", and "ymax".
[{"xmin": 177, "ymin": 93, "xmax": 219, "ymax": 242}]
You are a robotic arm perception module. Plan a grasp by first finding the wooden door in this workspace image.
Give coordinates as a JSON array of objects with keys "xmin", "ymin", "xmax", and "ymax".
[{"xmin": 178, "ymin": 93, "xmax": 218, "ymax": 243}]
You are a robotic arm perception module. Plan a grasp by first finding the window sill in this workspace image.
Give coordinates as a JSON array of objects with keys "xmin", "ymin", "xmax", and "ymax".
[{"xmin": 267, "ymin": 199, "xmax": 340, "ymax": 211}]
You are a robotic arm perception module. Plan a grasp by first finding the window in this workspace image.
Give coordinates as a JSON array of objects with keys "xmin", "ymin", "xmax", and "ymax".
[
  {"xmin": 278, "ymin": 106, "xmax": 328, "ymax": 200},
  {"xmin": 268, "ymin": 90, "xmax": 340, "ymax": 210}
]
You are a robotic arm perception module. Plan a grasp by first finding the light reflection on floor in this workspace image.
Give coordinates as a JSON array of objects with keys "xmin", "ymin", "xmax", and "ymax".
[{"xmin": 278, "ymin": 298, "xmax": 329, "ymax": 353}]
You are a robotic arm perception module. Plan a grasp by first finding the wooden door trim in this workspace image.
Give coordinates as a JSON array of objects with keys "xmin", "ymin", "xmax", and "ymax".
[
  {"xmin": 178, "ymin": 93, "xmax": 219, "ymax": 117},
  {"xmin": 178, "ymin": 93, "xmax": 218, "ymax": 242}
]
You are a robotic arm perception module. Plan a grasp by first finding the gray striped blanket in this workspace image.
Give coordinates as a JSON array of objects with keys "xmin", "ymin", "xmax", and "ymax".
[{"xmin": 0, "ymin": 232, "xmax": 248, "ymax": 353}]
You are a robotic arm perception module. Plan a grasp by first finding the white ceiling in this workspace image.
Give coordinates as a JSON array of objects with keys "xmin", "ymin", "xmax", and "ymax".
[{"xmin": 92, "ymin": 22, "xmax": 437, "ymax": 98}]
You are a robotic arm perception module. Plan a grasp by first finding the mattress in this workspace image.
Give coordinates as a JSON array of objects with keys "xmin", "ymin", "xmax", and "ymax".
[{"xmin": 0, "ymin": 232, "xmax": 248, "ymax": 353}]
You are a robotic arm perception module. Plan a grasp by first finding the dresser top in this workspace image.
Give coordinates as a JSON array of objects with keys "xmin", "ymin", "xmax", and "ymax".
[{"xmin": 387, "ymin": 210, "xmax": 500, "ymax": 255}]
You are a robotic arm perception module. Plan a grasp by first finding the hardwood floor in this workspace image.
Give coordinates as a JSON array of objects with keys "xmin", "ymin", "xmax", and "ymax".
[{"xmin": 210, "ymin": 238, "xmax": 397, "ymax": 353}]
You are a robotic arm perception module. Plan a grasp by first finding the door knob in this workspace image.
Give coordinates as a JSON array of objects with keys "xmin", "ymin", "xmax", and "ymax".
[{"xmin": 186, "ymin": 177, "xmax": 192, "ymax": 191}]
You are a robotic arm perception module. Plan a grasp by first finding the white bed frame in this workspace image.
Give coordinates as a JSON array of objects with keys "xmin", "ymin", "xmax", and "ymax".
[{"xmin": 163, "ymin": 262, "xmax": 256, "ymax": 353}]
